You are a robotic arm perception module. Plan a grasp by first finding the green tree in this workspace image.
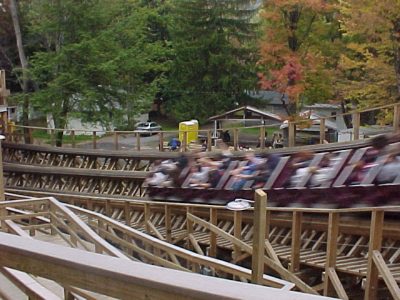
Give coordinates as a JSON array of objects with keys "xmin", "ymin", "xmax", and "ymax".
[
  {"xmin": 28, "ymin": 0, "xmax": 170, "ymax": 145},
  {"xmin": 337, "ymin": 0, "xmax": 400, "ymax": 118},
  {"xmin": 166, "ymin": 0, "xmax": 259, "ymax": 122}
]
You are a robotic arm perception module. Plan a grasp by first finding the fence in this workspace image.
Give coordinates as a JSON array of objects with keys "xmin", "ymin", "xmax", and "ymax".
[{"xmin": 5, "ymin": 102, "xmax": 400, "ymax": 151}]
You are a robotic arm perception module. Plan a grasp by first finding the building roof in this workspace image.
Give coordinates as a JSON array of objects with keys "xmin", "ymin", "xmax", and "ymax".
[
  {"xmin": 247, "ymin": 91, "xmax": 289, "ymax": 105},
  {"xmin": 280, "ymin": 111, "xmax": 338, "ymax": 131},
  {"xmin": 208, "ymin": 105, "xmax": 283, "ymax": 122},
  {"xmin": 304, "ymin": 103, "xmax": 341, "ymax": 110}
]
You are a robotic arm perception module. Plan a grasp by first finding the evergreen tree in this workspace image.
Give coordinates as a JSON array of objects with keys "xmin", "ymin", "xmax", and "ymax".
[
  {"xmin": 166, "ymin": 0, "xmax": 259, "ymax": 122},
  {"xmin": 27, "ymin": 0, "xmax": 170, "ymax": 144}
]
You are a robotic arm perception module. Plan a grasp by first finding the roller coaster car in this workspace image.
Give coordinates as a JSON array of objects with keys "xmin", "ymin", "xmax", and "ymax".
[{"xmin": 147, "ymin": 136, "xmax": 400, "ymax": 208}]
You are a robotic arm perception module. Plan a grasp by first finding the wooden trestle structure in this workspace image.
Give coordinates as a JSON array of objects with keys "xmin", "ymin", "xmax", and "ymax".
[
  {"xmin": 1, "ymin": 190, "xmax": 400, "ymax": 299},
  {"xmin": 1, "ymin": 141, "xmax": 400, "ymax": 299}
]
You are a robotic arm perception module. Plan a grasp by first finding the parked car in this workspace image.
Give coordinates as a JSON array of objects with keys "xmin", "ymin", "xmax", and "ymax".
[{"xmin": 135, "ymin": 122, "xmax": 162, "ymax": 135}]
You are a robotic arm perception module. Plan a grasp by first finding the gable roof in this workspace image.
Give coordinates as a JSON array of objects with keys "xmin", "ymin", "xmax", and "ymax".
[{"xmin": 208, "ymin": 106, "xmax": 283, "ymax": 122}]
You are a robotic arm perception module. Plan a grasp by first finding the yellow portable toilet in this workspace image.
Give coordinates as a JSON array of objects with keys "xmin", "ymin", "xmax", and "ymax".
[{"xmin": 179, "ymin": 120, "xmax": 198, "ymax": 144}]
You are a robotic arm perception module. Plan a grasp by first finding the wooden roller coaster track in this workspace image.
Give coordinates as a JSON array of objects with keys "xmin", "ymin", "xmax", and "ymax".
[{"xmin": 1, "ymin": 192, "xmax": 400, "ymax": 299}]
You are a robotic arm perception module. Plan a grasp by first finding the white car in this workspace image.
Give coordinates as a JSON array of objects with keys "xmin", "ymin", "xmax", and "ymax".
[{"xmin": 135, "ymin": 122, "xmax": 162, "ymax": 135}]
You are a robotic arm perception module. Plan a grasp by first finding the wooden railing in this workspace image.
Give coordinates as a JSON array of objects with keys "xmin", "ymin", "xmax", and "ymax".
[
  {"xmin": 27, "ymin": 190, "xmax": 400, "ymax": 300},
  {"xmin": 0, "ymin": 232, "xmax": 334, "ymax": 300}
]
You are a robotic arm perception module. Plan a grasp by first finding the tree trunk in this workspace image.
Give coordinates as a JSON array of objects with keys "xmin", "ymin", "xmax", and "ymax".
[{"xmin": 8, "ymin": 0, "xmax": 31, "ymax": 143}]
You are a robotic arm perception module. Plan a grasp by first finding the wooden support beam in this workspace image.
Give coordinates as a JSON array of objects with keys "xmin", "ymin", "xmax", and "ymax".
[
  {"xmin": 144, "ymin": 203, "xmax": 150, "ymax": 234},
  {"xmin": 209, "ymin": 208, "xmax": 217, "ymax": 258},
  {"xmin": 252, "ymin": 189, "xmax": 267, "ymax": 284},
  {"xmin": 372, "ymin": 251, "xmax": 400, "ymax": 300},
  {"xmin": 165, "ymin": 206, "xmax": 172, "ymax": 243},
  {"xmin": 324, "ymin": 212, "xmax": 339, "ymax": 297},
  {"xmin": 326, "ymin": 268, "xmax": 348, "ymax": 300},
  {"xmin": 364, "ymin": 210, "xmax": 384, "ymax": 300},
  {"xmin": 290, "ymin": 211, "xmax": 302, "ymax": 273},
  {"xmin": 124, "ymin": 201, "xmax": 130, "ymax": 226},
  {"xmin": 233, "ymin": 211, "xmax": 242, "ymax": 264}
]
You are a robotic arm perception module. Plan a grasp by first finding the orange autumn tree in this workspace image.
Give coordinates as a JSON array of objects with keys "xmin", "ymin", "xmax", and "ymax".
[{"xmin": 258, "ymin": 0, "xmax": 338, "ymax": 119}]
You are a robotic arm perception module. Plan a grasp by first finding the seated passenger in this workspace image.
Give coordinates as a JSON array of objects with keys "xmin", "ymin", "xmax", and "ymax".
[
  {"xmin": 188, "ymin": 164, "xmax": 210, "ymax": 187},
  {"xmin": 309, "ymin": 155, "xmax": 335, "ymax": 187},
  {"xmin": 288, "ymin": 151, "xmax": 314, "ymax": 187},
  {"xmin": 231, "ymin": 152, "xmax": 265, "ymax": 190},
  {"xmin": 252, "ymin": 153, "xmax": 280, "ymax": 188},
  {"xmin": 376, "ymin": 154, "xmax": 400, "ymax": 184}
]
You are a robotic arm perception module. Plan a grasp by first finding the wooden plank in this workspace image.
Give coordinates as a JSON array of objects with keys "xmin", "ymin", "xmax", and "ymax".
[
  {"xmin": 372, "ymin": 251, "xmax": 400, "ymax": 300},
  {"xmin": 324, "ymin": 212, "xmax": 339, "ymax": 297},
  {"xmin": 0, "ymin": 233, "xmax": 313, "ymax": 300},
  {"xmin": 326, "ymin": 268, "xmax": 349, "ymax": 300},
  {"xmin": 252, "ymin": 189, "xmax": 267, "ymax": 284},
  {"xmin": 364, "ymin": 210, "xmax": 384, "ymax": 300},
  {"xmin": 209, "ymin": 208, "xmax": 217, "ymax": 258},
  {"xmin": 233, "ymin": 211, "xmax": 242, "ymax": 263}
]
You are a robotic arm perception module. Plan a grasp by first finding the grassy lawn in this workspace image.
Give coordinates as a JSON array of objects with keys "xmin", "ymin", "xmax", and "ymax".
[{"xmin": 32, "ymin": 129, "xmax": 96, "ymax": 144}]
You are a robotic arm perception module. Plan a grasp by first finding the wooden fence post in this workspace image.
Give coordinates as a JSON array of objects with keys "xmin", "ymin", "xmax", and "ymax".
[
  {"xmin": 207, "ymin": 130, "xmax": 212, "ymax": 152},
  {"xmin": 182, "ymin": 131, "xmax": 187, "ymax": 152},
  {"xmin": 319, "ymin": 118, "xmax": 326, "ymax": 144},
  {"xmin": 71, "ymin": 130, "xmax": 76, "ymax": 148},
  {"xmin": 114, "ymin": 132, "xmax": 119, "ymax": 150},
  {"xmin": 0, "ymin": 137, "xmax": 4, "ymax": 201},
  {"xmin": 136, "ymin": 132, "xmax": 141, "ymax": 151},
  {"xmin": 364, "ymin": 210, "xmax": 384, "ymax": 300},
  {"xmin": 233, "ymin": 128, "xmax": 239, "ymax": 151},
  {"xmin": 92, "ymin": 131, "xmax": 97, "ymax": 149},
  {"xmin": 260, "ymin": 126, "xmax": 266, "ymax": 149},
  {"xmin": 159, "ymin": 132, "xmax": 164, "ymax": 152},
  {"xmin": 288, "ymin": 122, "xmax": 295, "ymax": 147},
  {"xmin": 50, "ymin": 129, "xmax": 56, "ymax": 147},
  {"xmin": 251, "ymin": 189, "xmax": 267, "ymax": 284},
  {"xmin": 352, "ymin": 112, "xmax": 360, "ymax": 140},
  {"xmin": 393, "ymin": 104, "xmax": 400, "ymax": 133}
]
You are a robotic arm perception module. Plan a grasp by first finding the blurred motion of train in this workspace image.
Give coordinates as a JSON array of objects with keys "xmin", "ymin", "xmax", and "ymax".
[{"xmin": 146, "ymin": 134, "xmax": 400, "ymax": 208}]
